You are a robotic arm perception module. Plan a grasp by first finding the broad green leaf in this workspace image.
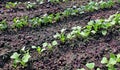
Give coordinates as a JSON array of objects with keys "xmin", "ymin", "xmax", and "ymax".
[
  {"xmin": 77, "ymin": 68, "xmax": 85, "ymax": 70},
  {"xmin": 37, "ymin": 47, "xmax": 42, "ymax": 53},
  {"xmin": 110, "ymin": 53, "xmax": 116, "ymax": 59},
  {"xmin": 22, "ymin": 52, "xmax": 31, "ymax": 63},
  {"xmin": 10, "ymin": 52, "xmax": 20, "ymax": 59},
  {"xmin": 31, "ymin": 46, "xmax": 37, "ymax": 49},
  {"xmin": 21, "ymin": 46, "xmax": 25, "ymax": 51},
  {"xmin": 86, "ymin": 63, "xmax": 95, "ymax": 69},
  {"xmin": 101, "ymin": 57, "xmax": 108, "ymax": 64},
  {"xmin": 116, "ymin": 54, "xmax": 120, "ymax": 62},
  {"xmin": 117, "ymin": 54, "xmax": 120, "ymax": 59},
  {"xmin": 102, "ymin": 30, "xmax": 107, "ymax": 36},
  {"xmin": 53, "ymin": 33, "xmax": 60, "ymax": 38},
  {"xmin": 80, "ymin": 31, "xmax": 89, "ymax": 38},
  {"xmin": 47, "ymin": 43, "xmax": 52, "ymax": 49},
  {"xmin": 52, "ymin": 40, "xmax": 58, "ymax": 46},
  {"xmin": 88, "ymin": 20, "xmax": 94, "ymax": 25},
  {"xmin": 42, "ymin": 42, "xmax": 48, "ymax": 47},
  {"xmin": 108, "ymin": 58, "xmax": 117, "ymax": 65},
  {"xmin": 61, "ymin": 28, "xmax": 66, "ymax": 33},
  {"xmin": 91, "ymin": 30, "xmax": 96, "ymax": 34},
  {"xmin": 97, "ymin": 68, "xmax": 101, "ymax": 70}
]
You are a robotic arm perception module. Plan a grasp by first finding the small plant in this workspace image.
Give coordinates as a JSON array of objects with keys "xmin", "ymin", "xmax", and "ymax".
[
  {"xmin": 25, "ymin": 2, "xmax": 36, "ymax": 9},
  {"xmin": 85, "ymin": 1, "xmax": 99, "ymax": 12},
  {"xmin": 86, "ymin": 62, "xmax": 95, "ymax": 70},
  {"xmin": 10, "ymin": 47, "xmax": 31, "ymax": 68},
  {"xmin": 67, "ymin": 26, "xmax": 81, "ymax": 40},
  {"xmin": 62, "ymin": 8, "xmax": 72, "ymax": 17},
  {"xmin": 36, "ymin": 0, "xmax": 44, "ymax": 4},
  {"xmin": 54, "ymin": 13, "xmax": 61, "ymax": 22},
  {"xmin": 78, "ymin": 63, "xmax": 100, "ymax": 70},
  {"xmin": 101, "ymin": 53, "xmax": 120, "ymax": 70},
  {"xmin": 42, "ymin": 14, "xmax": 54, "ymax": 25},
  {"xmin": 54, "ymin": 29, "xmax": 66, "ymax": 43},
  {"xmin": 0, "ymin": 20, "xmax": 7, "ymax": 30},
  {"xmin": 32, "ymin": 46, "xmax": 42, "ymax": 54},
  {"xmin": 99, "ymin": 0, "xmax": 114, "ymax": 9},
  {"xmin": 30, "ymin": 17, "xmax": 42, "ymax": 27},
  {"xmin": 42, "ymin": 40, "xmax": 58, "ymax": 50},
  {"xmin": 48, "ymin": 0, "xmax": 67, "ymax": 3},
  {"xmin": 107, "ymin": 0, "xmax": 115, "ymax": 8},
  {"xmin": 12, "ymin": 16, "xmax": 28, "ymax": 28},
  {"xmin": 5, "ymin": 2, "xmax": 18, "ymax": 9}
]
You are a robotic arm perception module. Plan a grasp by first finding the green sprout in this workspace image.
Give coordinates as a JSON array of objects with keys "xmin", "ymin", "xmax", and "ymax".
[
  {"xmin": 54, "ymin": 28, "xmax": 66, "ymax": 43},
  {"xmin": 101, "ymin": 53, "xmax": 120, "ymax": 70},
  {"xmin": 10, "ymin": 47, "xmax": 31, "ymax": 68},
  {"xmin": 42, "ymin": 40, "xmax": 58, "ymax": 50},
  {"xmin": 0, "ymin": 20, "xmax": 7, "ymax": 30},
  {"xmin": 5, "ymin": 2, "xmax": 18, "ymax": 9},
  {"xmin": 32, "ymin": 46, "xmax": 42, "ymax": 54},
  {"xmin": 12, "ymin": 16, "xmax": 28, "ymax": 28}
]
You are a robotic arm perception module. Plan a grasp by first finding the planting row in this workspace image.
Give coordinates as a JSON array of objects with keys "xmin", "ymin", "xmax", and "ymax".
[
  {"xmin": 4, "ymin": 0, "xmax": 67, "ymax": 9},
  {"xmin": 0, "ymin": 0, "xmax": 117, "ymax": 30},
  {"xmin": 10, "ymin": 13, "xmax": 120, "ymax": 69},
  {"xmin": 77, "ymin": 53, "xmax": 120, "ymax": 70}
]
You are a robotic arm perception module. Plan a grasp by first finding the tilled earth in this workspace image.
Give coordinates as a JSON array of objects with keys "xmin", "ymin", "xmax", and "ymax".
[{"xmin": 0, "ymin": 0, "xmax": 120, "ymax": 70}]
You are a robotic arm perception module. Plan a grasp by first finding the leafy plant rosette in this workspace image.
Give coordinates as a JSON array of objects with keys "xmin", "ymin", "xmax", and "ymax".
[
  {"xmin": 0, "ymin": 20, "xmax": 7, "ymax": 30},
  {"xmin": 101, "ymin": 53, "xmax": 120, "ymax": 70},
  {"xmin": 10, "ymin": 47, "xmax": 31, "ymax": 68}
]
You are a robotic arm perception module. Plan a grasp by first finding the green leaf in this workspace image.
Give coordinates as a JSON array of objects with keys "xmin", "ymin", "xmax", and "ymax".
[
  {"xmin": 108, "ymin": 58, "xmax": 117, "ymax": 65},
  {"xmin": 52, "ymin": 40, "xmax": 58, "ymax": 46},
  {"xmin": 21, "ymin": 46, "xmax": 25, "ymax": 51},
  {"xmin": 110, "ymin": 53, "xmax": 116, "ymax": 59},
  {"xmin": 91, "ymin": 30, "xmax": 96, "ymax": 34},
  {"xmin": 53, "ymin": 33, "xmax": 60, "ymax": 38},
  {"xmin": 31, "ymin": 46, "xmax": 37, "ymax": 49},
  {"xmin": 117, "ymin": 54, "xmax": 120, "ymax": 59},
  {"xmin": 37, "ymin": 47, "xmax": 42, "ymax": 53},
  {"xmin": 102, "ymin": 30, "xmax": 107, "ymax": 36},
  {"xmin": 80, "ymin": 31, "xmax": 90, "ymax": 38},
  {"xmin": 77, "ymin": 68, "xmax": 85, "ymax": 70},
  {"xmin": 101, "ymin": 57, "xmax": 108, "ymax": 64},
  {"xmin": 61, "ymin": 28, "xmax": 66, "ymax": 33},
  {"xmin": 116, "ymin": 54, "xmax": 120, "ymax": 62},
  {"xmin": 42, "ymin": 42, "xmax": 48, "ymax": 47},
  {"xmin": 47, "ymin": 44, "xmax": 52, "ymax": 50},
  {"xmin": 86, "ymin": 63, "xmax": 95, "ymax": 69},
  {"xmin": 97, "ymin": 68, "xmax": 101, "ymax": 70},
  {"xmin": 10, "ymin": 52, "xmax": 20, "ymax": 59},
  {"xmin": 22, "ymin": 52, "xmax": 31, "ymax": 63}
]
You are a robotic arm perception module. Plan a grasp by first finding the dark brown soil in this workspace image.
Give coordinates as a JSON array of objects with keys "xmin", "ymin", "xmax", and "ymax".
[{"xmin": 0, "ymin": 0, "xmax": 120, "ymax": 70}]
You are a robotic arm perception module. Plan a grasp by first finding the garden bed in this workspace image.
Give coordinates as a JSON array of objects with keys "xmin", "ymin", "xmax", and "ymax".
[{"xmin": 0, "ymin": 0, "xmax": 120, "ymax": 70}]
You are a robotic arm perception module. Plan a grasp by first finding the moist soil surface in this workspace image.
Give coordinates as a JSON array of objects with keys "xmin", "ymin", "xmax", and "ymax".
[{"xmin": 0, "ymin": 0, "xmax": 120, "ymax": 70}]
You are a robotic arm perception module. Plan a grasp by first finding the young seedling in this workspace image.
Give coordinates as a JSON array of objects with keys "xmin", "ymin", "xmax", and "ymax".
[
  {"xmin": 32, "ymin": 46, "xmax": 42, "ymax": 54},
  {"xmin": 101, "ymin": 53, "xmax": 120, "ymax": 70},
  {"xmin": 42, "ymin": 14, "xmax": 54, "ymax": 25},
  {"xmin": 30, "ymin": 17, "xmax": 42, "ymax": 27},
  {"xmin": 86, "ymin": 62, "xmax": 95, "ymax": 70},
  {"xmin": 5, "ymin": 2, "xmax": 18, "ymax": 9},
  {"xmin": 10, "ymin": 47, "xmax": 31, "ymax": 68},
  {"xmin": 85, "ymin": 1, "xmax": 99, "ymax": 12},
  {"xmin": 77, "ymin": 68, "xmax": 85, "ymax": 70},
  {"xmin": 36, "ymin": 0, "xmax": 44, "ymax": 4},
  {"xmin": 25, "ymin": 2, "xmax": 36, "ymax": 9},
  {"xmin": 12, "ymin": 16, "xmax": 28, "ymax": 28},
  {"xmin": 0, "ymin": 20, "xmax": 7, "ymax": 30},
  {"xmin": 42, "ymin": 40, "xmax": 58, "ymax": 50},
  {"xmin": 67, "ymin": 26, "xmax": 81, "ymax": 40},
  {"xmin": 54, "ymin": 29, "xmax": 66, "ymax": 43}
]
